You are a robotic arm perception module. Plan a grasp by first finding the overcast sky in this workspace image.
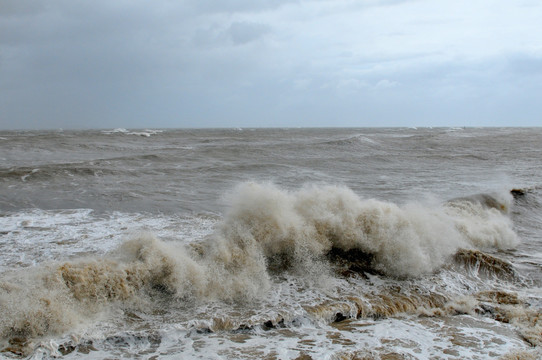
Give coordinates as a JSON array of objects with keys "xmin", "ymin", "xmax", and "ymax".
[{"xmin": 1, "ymin": 0, "xmax": 541, "ymax": 129}]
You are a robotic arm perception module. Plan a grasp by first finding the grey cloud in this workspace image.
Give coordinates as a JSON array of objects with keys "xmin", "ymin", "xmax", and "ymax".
[
  {"xmin": 192, "ymin": 25, "xmax": 223, "ymax": 47},
  {"xmin": 191, "ymin": 0, "xmax": 298, "ymax": 14},
  {"xmin": 228, "ymin": 22, "xmax": 271, "ymax": 45},
  {"xmin": 192, "ymin": 22, "xmax": 271, "ymax": 47},
  {"xmin": 504, "ymin": 54, "xmax": 542, "ymax": 75},
  {"xmin": 1, "ymin": 0, "xmax": 542, "ymax": 129},
  {"xmin": 0, "ymin": 0, "xmax": 46, "ymax": 17}
]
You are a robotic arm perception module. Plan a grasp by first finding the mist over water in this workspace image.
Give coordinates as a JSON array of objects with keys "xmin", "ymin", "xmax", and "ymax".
[{"xmin": 0, "ymin": 127, "xmax": 541, "ymax": 359}]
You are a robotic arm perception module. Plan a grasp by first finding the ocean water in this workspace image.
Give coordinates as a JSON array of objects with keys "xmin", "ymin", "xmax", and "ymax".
[{"xmin": 0, "ymin": 127, "xmax": 541, "ymax": 359}]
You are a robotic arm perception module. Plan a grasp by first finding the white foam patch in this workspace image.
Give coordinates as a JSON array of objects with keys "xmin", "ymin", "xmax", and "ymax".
[
  {"xmin": 0, "ymin": 209, "xmax": 217, "ymax": 271},
  {"xmin": 83, "ymin": 315, "xmax": 527, "ymax": 359}
]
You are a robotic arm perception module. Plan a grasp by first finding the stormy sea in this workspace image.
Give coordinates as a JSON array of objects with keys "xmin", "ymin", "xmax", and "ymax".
[{"xmin": 0, "ymin": 127, "xmax": 541, "ymax": 359}]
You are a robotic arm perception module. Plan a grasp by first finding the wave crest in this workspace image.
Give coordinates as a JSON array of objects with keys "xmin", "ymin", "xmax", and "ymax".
[{"xmin": 216, "ymin": 182, "xmax": 518, "ymax": 278}]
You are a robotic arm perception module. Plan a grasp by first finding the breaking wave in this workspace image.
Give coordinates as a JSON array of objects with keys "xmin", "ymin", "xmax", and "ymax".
[
  {"xmin": 214, "ymin": 182, "xmax": 517, "ymax": 279},
  {"xmin": 0, "ymin": 182, "xmax": 522, "ymax": 351},
  {"xmin": 0, "ymin": 154, "xmax": 166, "ymax": 183},
  {"xmin": 101, "ymin": 129, "xmax": 163, "ymax": 137},
  {"xmin": 320, "ymin": 134, "xmax": 380, "ymax": 147}
]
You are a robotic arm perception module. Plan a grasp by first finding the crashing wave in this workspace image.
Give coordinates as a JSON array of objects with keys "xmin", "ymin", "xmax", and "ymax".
[{"xmin": 0, "ymin": 182, "xmax": 523, "ymax": 353}]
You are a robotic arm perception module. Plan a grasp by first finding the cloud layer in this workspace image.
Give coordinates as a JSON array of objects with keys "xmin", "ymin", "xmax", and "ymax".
[{"xmin": 1, "ymin": 0, "xmax": 541, "ymax": 129}]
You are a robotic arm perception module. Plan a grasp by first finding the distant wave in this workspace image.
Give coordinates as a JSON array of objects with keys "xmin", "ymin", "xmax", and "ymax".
[
  {"xmin": 0, "ymin": 155, "xmax": 165, "ymax": 182},
  {"xmin": 101, "ymin": 129, "xmax": 164, "ymax": 137},
  {"xmin": 319, "ymin": 134, "xmax": 380, "ymax": 147},
  {"xmin": 1, "ymin": 165, "xmax": 118, "ymax": 182}
]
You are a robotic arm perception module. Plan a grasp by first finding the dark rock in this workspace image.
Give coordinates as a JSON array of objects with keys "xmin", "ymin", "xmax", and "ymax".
[
  {"xmin": 326, "ymin": 247, "xmax": 377, "ymax": 277},
  {"xmin": 334, "ymin": 312, "xmax": 347, "ymax": 322},
  {"xmin": 510, "ymin": 189, "xmax": 526, "ymax": 198},
  {"xmin": 58, "ymin": 343, "xmax": 76, "ymax": 355}
]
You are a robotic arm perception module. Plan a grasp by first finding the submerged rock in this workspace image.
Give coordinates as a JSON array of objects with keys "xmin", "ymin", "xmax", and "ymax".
[
  {"xmin": 326, "ymin": 247, "xmax": 378, "ymax": 277},
  {"xmin": 454, "ymin": 249, "xmax": 516, "ymax": 279}
]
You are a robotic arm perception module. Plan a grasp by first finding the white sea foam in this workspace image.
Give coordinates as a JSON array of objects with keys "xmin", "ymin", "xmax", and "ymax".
[
  {"xmin": 0, "ymin": 209, "xmax": 217, "ymax": 271},
  {"xmin": 147, "ymin": 315, "xmax": 530, "ymax": 360}
]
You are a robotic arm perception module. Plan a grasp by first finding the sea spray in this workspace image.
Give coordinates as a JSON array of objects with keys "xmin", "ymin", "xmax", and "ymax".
[
  {"xmin": 0, "ymin": 182, "xmax": 522, "ymax": 352},
  {"xmin": 445, "ymin": 194, "xmax": 518, "ymax": 248},
  {"xmin": 0, "ymin": 233, "xmax": 208, "ymax": 350},
  {"xmin": 216, "ymin": 182, "xmax": 518, "ymax": 277},
  {"xmin": 54, "ymin": 233, "xmax": 208, "ymax": 306}
]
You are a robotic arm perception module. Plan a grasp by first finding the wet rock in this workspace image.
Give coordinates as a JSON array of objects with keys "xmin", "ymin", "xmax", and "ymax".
[
  {"xmin": 196, "ymin": 327, "xmax": 213, "ymax": 334},
  {"xmin": 233, "ymin": 324, "xmax": 254, "ymax": 332},
  {"xmin": 510, "ymin": 189, "xmax": 526, "ymax": 198},
  {"xmin": 475, "ymin": 304, "xmax": 496, "ymax": 317},
  {"xmin": 326, "ymin": 247, "xmax": 378, "ymax": 277},
  {"xmin": 262, "ymin": 318, "xmax": 285, "ymax": 330},
  {"xmin": 58, "ymin": 343, "xmax": 76, "ymax": 355},
  {"xmin": 454, "ymin": 249, "xmax": 516, "ymax": 279},
  {"xmin": 477, "ymin": 290, "xmax": 521, "ymax": 305},
  {"xmin": 334, "ymin": 312, "xmax": 348, "ymax": 323},
  {"xmin": 2, "ymin": 336, "xmax": 32, "ymax": 356}
]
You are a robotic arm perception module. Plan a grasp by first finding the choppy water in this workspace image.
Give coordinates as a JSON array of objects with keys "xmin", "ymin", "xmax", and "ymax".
[{"xmin": 0, "ymin": 127, "xmax": 541, "ymax": 359}]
